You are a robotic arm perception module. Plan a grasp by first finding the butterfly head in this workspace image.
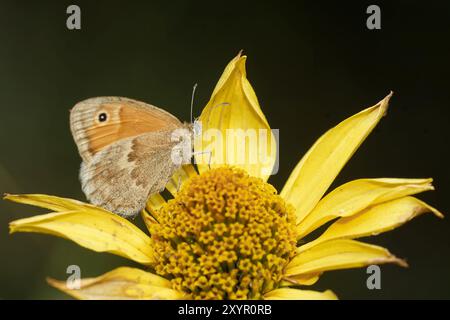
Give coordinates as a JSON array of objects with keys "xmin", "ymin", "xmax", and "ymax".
[{"xmin": 193, "ymin": 119, "xmax": 202, "ymax": 137}]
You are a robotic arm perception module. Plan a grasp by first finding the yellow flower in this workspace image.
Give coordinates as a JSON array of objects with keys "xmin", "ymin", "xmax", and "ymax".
[{"xmin": 5, "ymin": 53, "xmax": 443, "ymax": 300}]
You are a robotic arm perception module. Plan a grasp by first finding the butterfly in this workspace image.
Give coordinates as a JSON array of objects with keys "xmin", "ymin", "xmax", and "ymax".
[{"xmin": 70, "ymin": 96, "xmax": 198, "ymax": 217}]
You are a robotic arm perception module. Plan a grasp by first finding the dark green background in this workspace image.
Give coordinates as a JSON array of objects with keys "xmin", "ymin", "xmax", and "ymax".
[{"xmin": 0, "ymin": 0, "xmax": 449, "ymax": 299}]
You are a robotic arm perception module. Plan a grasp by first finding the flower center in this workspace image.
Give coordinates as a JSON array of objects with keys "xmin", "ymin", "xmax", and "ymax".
[{"xmin": 150, "ymin": 167, "xmax": 297, "ymax": 299}]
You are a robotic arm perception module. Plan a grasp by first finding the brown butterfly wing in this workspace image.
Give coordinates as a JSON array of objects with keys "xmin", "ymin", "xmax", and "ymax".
[
  {"xmin": 79, "ymin": 131, "xmax": 180, "ymax": 217},
  {"xmin": 70, "ymin": 97, "xmax": 182, "ymax": 162}
]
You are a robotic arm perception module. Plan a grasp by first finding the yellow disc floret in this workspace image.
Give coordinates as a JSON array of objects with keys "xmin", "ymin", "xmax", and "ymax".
[{"xmin": 149, "ymin": 167, "xmax": 297, "ymax": 300}]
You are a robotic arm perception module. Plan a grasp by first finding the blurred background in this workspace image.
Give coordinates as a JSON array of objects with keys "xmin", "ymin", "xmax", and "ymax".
[{"xmin": 0, "ymin": 0, "xmax": 449, "ymax": 299}]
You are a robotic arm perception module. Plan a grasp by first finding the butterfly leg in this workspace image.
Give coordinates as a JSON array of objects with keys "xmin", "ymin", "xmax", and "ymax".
[
  {"xmin": 192, "ymin": 150, "xmax": 213, "ymax": 169},
  {"xmin": 176, "ymin": 175, "xmax": 182, "ymax": 193},
  {"xmin": 207, "ymin": 150, "xmax": 212, "ymax": 169}
]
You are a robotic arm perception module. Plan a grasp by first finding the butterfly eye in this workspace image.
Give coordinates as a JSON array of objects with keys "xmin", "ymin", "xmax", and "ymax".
[{"xmin": 98, "ymin": 112, "xmax": 108, "ymax": 122}]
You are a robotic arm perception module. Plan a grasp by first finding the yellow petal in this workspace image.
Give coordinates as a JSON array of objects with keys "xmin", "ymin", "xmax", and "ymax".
[
  {"xmin": 264, "ymin": 288, "xmax": 337, "ymax": 300},
  {"xmin": 145, "ymin": 193, "xmax": 166, "ymax": 216},
  {"xmin": 281, "ymin": 93, "xmax": 393, "ymax": 224},
  {"xmin": 195, "ymin": 53, "xmax": 276, "ymax": 181},
  {"xmin": 143, "ymin": 187, "xmax": 171, "ymax": 232},
  {"xmin": 4, "ymin": 193, "xmax": 98, "ymax": 212},
  {"xmin": 6, "ymin": 194, "xmax": 155, "ymax": 265},
  {"xmin": 297, "ymin": 178, "xmax": 434, "ymax": 238},
  {"xmin": 281, "ymin": 273, "xmax": 321, "ymax": 287},
  {"xmin": 47, "ymin": 267, "xmax": 185, "ymax": 300},
  {"xmin": 141, "ymin": 207, "xmax": 158, "ymax": 232},
  {"xmin": 165, "ymin": 164, "xmax": 198, "ymax": 196},
  {"xmin": 286, "ymin": 239, "xmax": 406, "ymax": 278},
  {"xmin": 299, "ymin": 196, "xmax": 443, "ymax": 252}
]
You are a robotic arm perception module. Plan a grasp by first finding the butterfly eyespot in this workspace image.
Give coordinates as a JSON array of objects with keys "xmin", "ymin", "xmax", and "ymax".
[{"xmin": 98, "ymin": 112, "xmax": 108, "ymax": 122}]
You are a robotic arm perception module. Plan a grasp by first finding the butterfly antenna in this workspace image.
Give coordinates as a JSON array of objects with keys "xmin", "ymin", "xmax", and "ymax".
[{"xmin": 190, "ymin": 83, "xmax": 198, "ymax": 123}]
